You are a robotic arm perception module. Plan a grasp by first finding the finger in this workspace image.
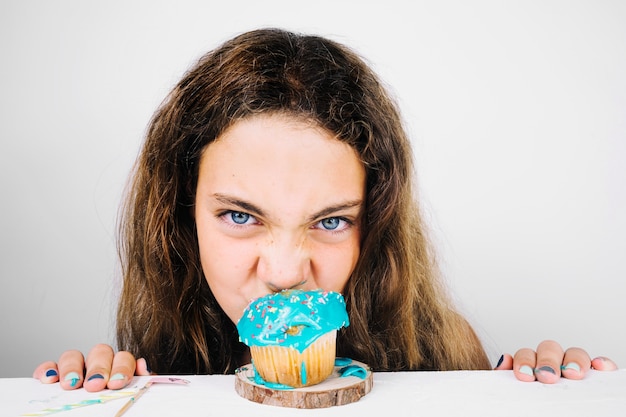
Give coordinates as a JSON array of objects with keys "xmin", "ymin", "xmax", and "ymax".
[
  {"xmin": 591, "ymin": 356, "xmax": 618, "ymax": 371},
  {"xmin": 534, "ymin": 340, "xmax": 564, "ymax": 384},
  {"xmin": 107, "ymin": 351, "xmax": 136, "ymax": 390},
  {"xmin": 494, "ymin": 353, "xmax": 513, "ymax": 370},
  {"xmin": 513, "ymin": 348, "xmax": 537, "ymax": 382},
  {"xmin": 560, "ymin": 347, "xmax": 591, "ymax": 380},
  {"xmin": 135, "ymin": 357, "xmax": 152, "ymax": 376},
  {"xmin": 57, "ymin": 350, "xmax": 85, "ymax": 390},
  {"xmin": 83, "ymin": 344, "xmax": 115, "ymax": 392},
  {"xmin": 33, "ymin": 361, "xmax": 60, "ymax": 384}
]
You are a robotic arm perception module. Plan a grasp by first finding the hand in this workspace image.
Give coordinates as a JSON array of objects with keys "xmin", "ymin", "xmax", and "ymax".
[
  {"xmin": 32, "ymin": 344, "xmax": 151, "ymax": 391},
  {"xmin": 495, "ymin": 340, "xmax": 618, "ymax": 383}
]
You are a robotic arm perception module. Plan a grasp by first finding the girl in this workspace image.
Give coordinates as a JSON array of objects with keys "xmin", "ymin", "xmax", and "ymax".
[{"xmin": 34, "ymin": 28, "xmax": 616, "ymax": 392}]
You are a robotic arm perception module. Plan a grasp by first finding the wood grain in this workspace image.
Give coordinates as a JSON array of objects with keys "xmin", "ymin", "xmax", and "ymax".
[{"xmin": 234, "ymin": 360, "xmax": 373, "ymax": 408}]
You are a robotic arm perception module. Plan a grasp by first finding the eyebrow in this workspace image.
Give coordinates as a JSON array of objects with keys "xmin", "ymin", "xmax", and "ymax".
[
  {"xmin": 213, "ymin": 194, "xmax": 266, "ymax": 218},
  {"xmin": 306, "ymin": 201, "xmax": 363, "ymax": 222},
  {"xmin": 212, "ymin": 193, "xmax": 363, "ymax": 222}
]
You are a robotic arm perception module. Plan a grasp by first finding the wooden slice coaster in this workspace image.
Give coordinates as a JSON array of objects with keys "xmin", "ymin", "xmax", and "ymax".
[{"xmin": 235, "ymin": 359, "xmax": 373, "ymax": 408}]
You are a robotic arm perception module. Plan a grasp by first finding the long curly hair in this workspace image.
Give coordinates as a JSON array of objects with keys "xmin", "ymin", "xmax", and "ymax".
[{"xmin": 116, "ymin": 28, "xmax": 491, "ymax": 374}]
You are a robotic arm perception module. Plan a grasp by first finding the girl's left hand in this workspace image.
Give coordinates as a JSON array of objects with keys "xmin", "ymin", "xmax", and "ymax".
[{"xmin": 494, "ymin": 340, "xmax": 618, "ymax": 383}]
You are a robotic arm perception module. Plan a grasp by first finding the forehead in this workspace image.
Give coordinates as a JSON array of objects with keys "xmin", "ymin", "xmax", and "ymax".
[{"xmin": 197, "ymin": 114, "xmax": 365, "ymax": 216}]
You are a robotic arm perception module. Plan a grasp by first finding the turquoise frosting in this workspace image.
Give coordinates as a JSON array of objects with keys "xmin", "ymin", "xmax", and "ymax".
[{"xmin": 236, "ymin": 289, "xmax": 349, "ymax": 353}]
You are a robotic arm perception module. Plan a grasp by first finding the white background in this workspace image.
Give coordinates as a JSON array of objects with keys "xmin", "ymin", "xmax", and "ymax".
[{"xmin": 1, "ymin": 0, "xmax": 624, "ymax": 377}]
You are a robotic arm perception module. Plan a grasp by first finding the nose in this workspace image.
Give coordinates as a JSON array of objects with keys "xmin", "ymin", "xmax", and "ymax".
[{"xmin": 257, "ymin": 233, "xmax": 311, "ymax": 292}]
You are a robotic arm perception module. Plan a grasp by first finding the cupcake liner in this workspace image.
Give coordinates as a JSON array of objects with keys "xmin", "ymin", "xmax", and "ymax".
[{"xmin": 251, "ymin": 330, "xmax": 337, "ymax": 388}]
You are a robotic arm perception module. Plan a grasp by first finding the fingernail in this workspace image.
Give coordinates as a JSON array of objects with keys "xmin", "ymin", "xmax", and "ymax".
[
  {"xmin": 519, "ymin": 365, "xmax": 534, "ymax": 376},
  {"xmin": 64, "ymin": 371, "xmax": 81, "ymax": 387},
  {"xmin": 496, "ymin": 355, "xmax": 504, "ymax": 368},
  {"xmin": 535, "ymin": 366, "xmax": 556, "ymax": 375},
  {"xmin": 87, "ymin": 373, "xmax": 105, "ymax": 381},
  {"xmin": 561, "ymin": 362, "xmax": 581, "ymax": 373},
  {"xmin": 591, "ymin": 356, "xmax": 618, "ymax": 371},
  {"xmin": 110, "ymin": 373, "xmax": 126, "ymax": 381},
  {"xmin": 45, "ymin": 369, "xmax": 58, "ymax": 378}
]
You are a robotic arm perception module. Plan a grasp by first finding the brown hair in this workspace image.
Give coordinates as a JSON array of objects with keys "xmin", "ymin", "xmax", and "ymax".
[{"xmin": 116, "ymin": 28, "xmax": 491, "ymax": 374}]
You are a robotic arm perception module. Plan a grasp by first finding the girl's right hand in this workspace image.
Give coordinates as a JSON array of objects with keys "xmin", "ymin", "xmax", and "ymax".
[{"xmin": 32, "ymin": 344, "xmax": 151, "ymax": 392}]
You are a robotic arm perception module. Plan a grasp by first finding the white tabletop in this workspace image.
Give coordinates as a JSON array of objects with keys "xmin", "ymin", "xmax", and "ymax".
[{"xmin": 2, "ymin": 370, "xmax": 625, "ymax": 417}]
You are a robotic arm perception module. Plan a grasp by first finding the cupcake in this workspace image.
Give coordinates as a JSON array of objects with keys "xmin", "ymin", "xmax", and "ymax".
[{"xmin": 237, "ymin": 289, "xmax": 349, "ymax": 388}]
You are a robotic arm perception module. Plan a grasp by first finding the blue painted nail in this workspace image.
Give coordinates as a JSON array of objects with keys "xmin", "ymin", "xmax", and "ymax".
[
  {"xmin": 535, "ymin": 366, "xmax": 556, "ymax": 375},
  {"xmin": 110, "ymin": 373, "xmax": 126, "ymax": 381},
  {"xmin": 519, "ymin": 365, "xmax": 534, "ymax": 376},
  {"xmin": 496, "ymin": 355, "xmax": 504, "ymax": 368},
  {"xmin": 561, "ymin": 362, "xmax": 581, "ymax": 372},
  {"xmin": 45, "ymin": 369, "xmax": 58, "ymax": 378},
  {"xmin": 64, "ymin": 371, "xmax": 80, "ymax": 387},
  {"xmin": 87, "ymin": 373, "xmax": 105, "ymax": 381}
]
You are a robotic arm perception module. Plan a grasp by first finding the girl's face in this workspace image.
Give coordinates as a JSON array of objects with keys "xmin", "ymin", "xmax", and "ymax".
[{"xmin": 194, "ymin": 114, "xmax": 366, "ymax": 324}]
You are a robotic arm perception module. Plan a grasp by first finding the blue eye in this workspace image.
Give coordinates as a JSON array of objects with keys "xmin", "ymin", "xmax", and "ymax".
[
  {"xmin": 230, "ymin": 211, "xmax": 251, "ymax": 224},
  {"xmin": 319, "ymin": 217, "xmax": 345, "ymax": 230},
  {"xmin": 220, "ymin": 211, "xmax": 257, "ymax": 226}
]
